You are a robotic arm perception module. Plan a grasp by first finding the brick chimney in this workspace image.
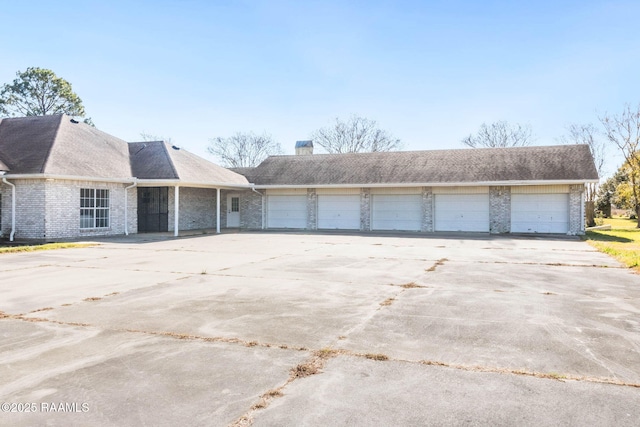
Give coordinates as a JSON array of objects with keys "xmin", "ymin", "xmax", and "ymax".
[{"xmin": 295, "ymin": 140, "xmax": 313, "ymax": 155}]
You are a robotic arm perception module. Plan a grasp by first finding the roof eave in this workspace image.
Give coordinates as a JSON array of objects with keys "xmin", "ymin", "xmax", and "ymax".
[
  {"xmin": 253, "ymin": 179, "xmax": 598, "ymax": 189},
  {"xmin": 135, "ymin": 178, "xmax": 253, "ymax": 189},
  {"xmin": 2, "ymin": 173, "xmax": 135, "ymax": 183},
  {"xmin": 1, "ymin": 174, "xmax": 254, "ymax": 189}
]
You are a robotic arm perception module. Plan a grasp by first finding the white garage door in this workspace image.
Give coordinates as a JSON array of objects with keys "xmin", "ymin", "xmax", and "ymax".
[
  {"xmin": 435, "ymin": 194, "xmax": 489, "ymax": 232},
  {"xmin": 371, "ymin": 194, "xmax": 422, "ymax": 231},
  {"xmin": 511, "ymin": 193, "xmax": 569, "ymax": 234},
  {"xmin": 267, "ymin": 195, "xmax": 307, "ymax": 229},
  {"xmin": 317, "ymin": 195, "xmax": 360, "ymax": 229}
]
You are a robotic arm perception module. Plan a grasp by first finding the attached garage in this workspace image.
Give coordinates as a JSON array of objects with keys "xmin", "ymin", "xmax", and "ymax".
[
  {"xmin": 317, "ymin": 190, "xmax": 360, "ymax": 229},
  {"xmin": 267, "ymin": 190, "xmax": 307, "ymax": 229},
  {"xmin": 511, "ymin": 187, "xmax": 570, "ymax": 234},
  {"xmin": 434, "ymin": 188, "xmax": 489, "ymax": 232},
  {"xmin": 371, "ymin": 188, "xmax": 422, "ymax": 231}
]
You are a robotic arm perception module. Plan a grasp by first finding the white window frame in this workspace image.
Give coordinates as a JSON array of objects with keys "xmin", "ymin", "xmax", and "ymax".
[{"xmin": 80, "ymin": 188, "xmax": 110, "ymax": 229}]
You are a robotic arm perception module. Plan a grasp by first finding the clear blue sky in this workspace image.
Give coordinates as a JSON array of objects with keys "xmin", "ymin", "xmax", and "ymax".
[{"xmin": 1, "ymin": 0, "xmax": 638, "ymax": 175}]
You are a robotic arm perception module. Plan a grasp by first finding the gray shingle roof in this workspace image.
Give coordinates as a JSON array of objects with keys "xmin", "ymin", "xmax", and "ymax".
[
  {"xmin": 0, "ymin": 115, "xmax": 61, "ymax": 174},
  {"xmin": 244, "ymin": 145, "xmax": 598, "ymax": 186},
  {"xmin": 0, "ymin": 115, "xmax": 248, "ymax": 186},
  {"xmin": 129, "ymin": 141, "xmax": 248, "ymax": 185},
  {"xmin": 0, "ymin": 115, "xmax": 131, "ymax": 178}
]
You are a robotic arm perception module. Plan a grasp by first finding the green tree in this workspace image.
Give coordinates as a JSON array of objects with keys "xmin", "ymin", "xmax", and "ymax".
[
  {"xmin": 596, "ymin": 167, "xmax": 629, "ymax": 215},
  {"xmin": 0, "ymin": 67, "xmax": 91, "ymax": 123}
]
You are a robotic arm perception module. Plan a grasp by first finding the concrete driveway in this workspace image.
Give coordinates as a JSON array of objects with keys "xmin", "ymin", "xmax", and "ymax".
[{"xmin": 0, "ymin": 232, "xmax": 639, "ymax": 426}]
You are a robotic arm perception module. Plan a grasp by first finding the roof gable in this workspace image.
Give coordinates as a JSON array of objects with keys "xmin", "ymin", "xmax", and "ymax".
[
  {"xmin": 0, "ymin": 115, "xmax": 132, "ymax": 178},
  {"xmin": 130, "ymin": 141, "xmax": 249, "ymax": 185},
  {"xmin": 129, "ymin": 141, "xmax": 178, "ymax": 179},
  {"xmin": 0, "ymin": 115, "xmax": 61, "ymax": 174},
  {"xmin": 45, "ymin": 117, "xmax": 132, "ymax": 178},
  {"xmin": 246, "ymin": 145, "xmax": 599, "ymax": 186}
]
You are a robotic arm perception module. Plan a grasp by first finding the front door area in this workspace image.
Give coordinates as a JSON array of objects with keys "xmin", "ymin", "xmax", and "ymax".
[
  {"xmin": 227, "ymin": 194, "xmax": 240, "ymax": 227},
  {"xmin": 138, "ymin": 187, "xmax": 169, "ymax": 232}
]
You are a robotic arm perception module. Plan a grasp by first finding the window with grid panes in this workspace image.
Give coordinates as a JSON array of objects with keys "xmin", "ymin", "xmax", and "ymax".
[{"xmin": 80, "ymin": 189, "xmax": 110, "ymax": 228}]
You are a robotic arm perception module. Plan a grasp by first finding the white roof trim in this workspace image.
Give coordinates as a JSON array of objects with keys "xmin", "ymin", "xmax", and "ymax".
[
  {"xmin": 1, "ymin": 174, "xmax": 253, "ymax": 189},
  {"xmin": 254, "ymin": 180, "xmax": 596, "ymax": 189},
  {"xmin": 2, "ymin": 173, "xmax": 136, "ymax": 183},
  {"xmin": 135, "ymin": 179, "xmax": 252, "ymax": 189}
]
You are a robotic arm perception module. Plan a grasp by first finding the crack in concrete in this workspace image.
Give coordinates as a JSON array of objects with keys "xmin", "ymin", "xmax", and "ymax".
[
  {"xmin": 2, "ymin": 308, "xmax": 639, "ymax": 427},
  {"xmin": 426, "ymin": 258, "xmax": 448, "ymax": 272},
  {"xmin": 474, "ymin": 260, "xmax": 624, "ymax": 268}
]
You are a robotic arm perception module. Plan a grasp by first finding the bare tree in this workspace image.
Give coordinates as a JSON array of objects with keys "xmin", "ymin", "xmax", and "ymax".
[
  {"xmin": 599, "ymin": 104, "xmax": 640, "ymax": 227},
  {"xmin": 310, "ymin": 115, "xmax": 402, "ymax": 153},
  {"xmin": 140, "ymin": 132, "xmax": 173, "ymax": 144},
  {"xmin": 207, "ymin": 132, "xmax": 282, "ymax": 168},
  {"xmin": 560, "ymin": 123, "xmax": 607, "ymax": 226},
  {"xmin": 462, "ymin": 121, "xmax": 534, "ymax": 148}
]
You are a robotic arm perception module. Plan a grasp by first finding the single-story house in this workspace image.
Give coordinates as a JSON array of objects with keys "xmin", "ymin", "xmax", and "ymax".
[
  {"xmin": 0, "ymin": 114, "xmax": 249, "ymax": 240},
  {"xmin": 0, "ymin": 115, "xmax": 598, "ymax": 240}
]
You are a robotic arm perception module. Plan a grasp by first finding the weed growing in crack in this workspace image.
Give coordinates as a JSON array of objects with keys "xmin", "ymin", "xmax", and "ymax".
[
  {"xmin": 251, "ymin": 401, "xmax": 267, "ymax": 410},
  {"xmin": 364, "ymin": 353, "xmax": 389, "ymax": 361},
  {"xmin": 547, "ymin": 372, "xmax": 567, "ymax": 380},
  {"xmin": 426, "ymin": 258, "xmax": 448, "ymax": 272},
  {"xmin": 291, "ymin": 362, "xmax": 320, "ymax": 378},
  {"xmin": 29, "ymin": 307, "xmax": 54, "ymax": 313},
  {"xmin": 315, "ymin": 348, "xmax": 340, "ymax": 359},
  {"xmin": 262, "ymin": 389, "xmax": 283, "ymax": 398},
  {"xmin": 380, "ymin": 297, "xmax": 395, "ymax": 306},
  {"xmin": 400, "ymin": 282, "xmax": 425, "ymax": 289},
  {"xmin": 83, "ymin": 297, "xmax": 102, "ymax": 302}
]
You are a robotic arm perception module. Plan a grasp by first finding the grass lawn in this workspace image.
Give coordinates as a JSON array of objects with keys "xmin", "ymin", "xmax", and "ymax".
[
  {"xmin": 584, "ymin": 217, "xmax": 640, "ymax": 272},
  {"xmin": 0, "ymin": 242, "xmax": 97, "ymax": 254}
]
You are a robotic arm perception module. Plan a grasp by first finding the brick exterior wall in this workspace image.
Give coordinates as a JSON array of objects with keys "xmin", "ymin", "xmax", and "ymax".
[
  {"xmin": 180, "ymin": 187, "xmax": 217, "ymax": 231},
  {"xmin": 0, "ymin": 179, "xmax": 136, "ymax": 240},
  {"xmin": 240, "ymin": 190, "xmax": 263, "ymax": 229},
  {"xmin": 307, "ymin": 189, "xmax": 317, "ymax": 230},
  {"xmin": 569, "ymin": 184, "xmax": 585, "ymax": 235},
  {"xmin": 489, "ymin": 186, "xmax": 511, "ymax": 234},
  {"xmin": 166, "ymin": 187, "xmax": 219, "ymax": 232},
  {"xmin": 359, "ymin": 188, "xmax": 370, "ymax": 231},
  {"xmin": 238, "ymin": 185, "xmax": 585, "ymax": 236},
  {"xmin": 421, "ymin": 187, "xmax": 433, "ymax": 232},
  {"xmin": 219, "ymin": 190, "xmax": 228, "ymax": 228},
  {"xmin": 0, "ymin": 181, "xmax": 585, "ymax": 239}
]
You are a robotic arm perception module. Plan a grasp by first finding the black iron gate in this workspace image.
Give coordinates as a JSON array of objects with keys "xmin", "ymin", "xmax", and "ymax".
[{"xmin": 137, "ymin": 187, "xmax": 169, "ymax": 232}]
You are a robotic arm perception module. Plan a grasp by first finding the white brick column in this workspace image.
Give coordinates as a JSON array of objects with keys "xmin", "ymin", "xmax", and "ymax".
[{"xmin": 174, "ymin": 185, "xmax": 180, "ymax": 237}]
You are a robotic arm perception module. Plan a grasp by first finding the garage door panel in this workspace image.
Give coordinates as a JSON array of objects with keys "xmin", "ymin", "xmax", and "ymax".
[
  {"xmin": 511, "ymin": 194, "xmax": 569, "ymax": 234},
  {"xmin": 267, "ymin": 195, "xmax": 307, "ymax": 229},
  {"xmin": 372, "ymin": 195, "xmax": 422, "ymax": 231},
  {"xmin": 318, "ymin": 195, "xmax": 360, "ymax": 229},
  {"xmin": 434, "ymin": 194, "xmax": 489, "ymax": 232}
]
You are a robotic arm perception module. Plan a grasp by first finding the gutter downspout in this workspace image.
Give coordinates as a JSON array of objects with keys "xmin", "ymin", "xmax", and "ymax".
[
  {"xmin": 2, "ymin": 177, "xmax": 16, "ymax": 241},
  {"xmin": 251, "ymin": 186, "xmax": 264, "ymax": 229},
  {"xmin": 124, "ymin": 181, "xmax": 137, "ymax": 235}
]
